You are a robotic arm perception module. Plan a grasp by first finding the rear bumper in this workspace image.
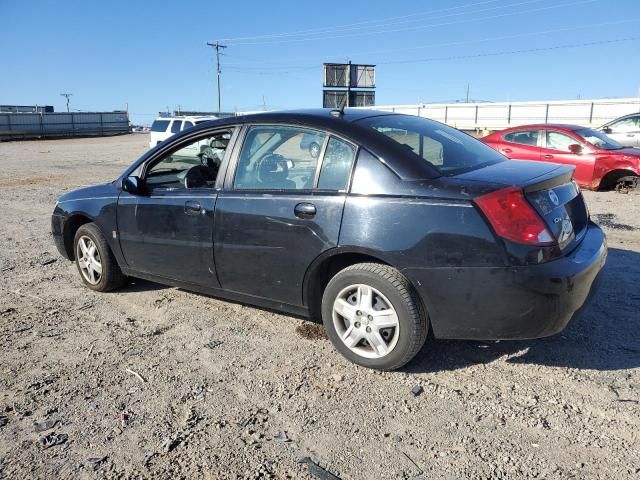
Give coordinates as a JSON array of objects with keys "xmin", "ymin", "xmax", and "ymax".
[{"xmin": 404, "ymin": 222, "xmax": 607, "ymax": 340}]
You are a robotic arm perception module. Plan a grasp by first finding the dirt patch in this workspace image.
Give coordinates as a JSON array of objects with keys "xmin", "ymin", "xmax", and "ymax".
[
  {"xmin": 593, "ymin": 213, "xmax": 636, "ymax": 231},
  {"xmin": 0, "ymin": 174, "xmax": 66, "ymax": 187},
  {"xmin": 0, "ymin": 135, "xmax": 639, "ymax": 479},
  {"xmin": 295, "ymin": 322, "xmax": 327, "ymax": 340}
]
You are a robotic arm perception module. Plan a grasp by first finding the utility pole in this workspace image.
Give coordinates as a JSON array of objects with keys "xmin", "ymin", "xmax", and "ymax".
[
  {"xmin": 207, "ymin": 41, "xmax": 227, "ymax": 114},
  {"xmin": 465, "ymin": 84, "xmax": 470, "ymax": 103},
  {"xmin": 346, "ymin": 60, "xmax": 352, "ymax": 109},
  {"xmin": 60, "ymin": 93, "xmax": 72, "ymax": 112}
]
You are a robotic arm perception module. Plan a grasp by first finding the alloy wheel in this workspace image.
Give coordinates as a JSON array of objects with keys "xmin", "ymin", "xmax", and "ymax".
[
  {"xmin": 76, "ymin": 235, "xmax": 102, "ymax": 285},
  {"xmin": 332, "ymin": 284, "xmax": 400, "ymax": 359}
]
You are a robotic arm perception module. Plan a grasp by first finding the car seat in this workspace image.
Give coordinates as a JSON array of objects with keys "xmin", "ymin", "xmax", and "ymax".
[{"xmin": 257, "ymin": 154, "xmax": 296, "ymax": 190}]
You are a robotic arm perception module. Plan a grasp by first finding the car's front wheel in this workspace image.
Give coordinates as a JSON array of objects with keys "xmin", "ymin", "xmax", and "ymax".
[
  {"xmin": 73, "ymin": 223, "xmax": 127, "ymax": 292},
  {"xmin": 321, "ymin": 263, "xmax": 428, "ymax": 370}
]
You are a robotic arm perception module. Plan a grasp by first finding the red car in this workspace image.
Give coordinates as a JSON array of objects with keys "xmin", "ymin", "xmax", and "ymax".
[{"xmin": 481, "ymin": 124, "xmax": 640, "ymax": 190}]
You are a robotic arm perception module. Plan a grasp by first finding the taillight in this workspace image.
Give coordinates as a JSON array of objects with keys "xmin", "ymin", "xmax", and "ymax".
[{"xmin": 475, "ymin": 186, "xmax": 555, "ymax": 246}]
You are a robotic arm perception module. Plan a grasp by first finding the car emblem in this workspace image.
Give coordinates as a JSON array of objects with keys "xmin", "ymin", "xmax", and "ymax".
[{"xmin": 548, "ymin": 189, "xmax": 559, "ymax": 206}]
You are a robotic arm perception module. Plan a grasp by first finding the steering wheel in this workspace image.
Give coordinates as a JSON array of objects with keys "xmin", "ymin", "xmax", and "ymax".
[{"xmin": 256, "ymin": 153, "xmax": 288, "ymax": 184}]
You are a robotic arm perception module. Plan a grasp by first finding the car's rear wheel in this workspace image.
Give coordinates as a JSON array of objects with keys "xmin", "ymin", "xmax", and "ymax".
[
  {"xmin": 321, "ymin": 263, "xmax": 428, "ymax": 370},
  {"xmin": 73, "ymin": 223, "xmax": 127, "ymax": 292}
]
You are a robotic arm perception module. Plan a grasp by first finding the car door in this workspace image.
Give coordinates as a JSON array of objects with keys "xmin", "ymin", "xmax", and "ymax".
[
  {"xmin": 499, "ymin": 129, "xmax": 542, "ymax": 161},
  {"xmin": 214, "ymin": 124, "xmax": 358, "ymax": 307},
  {"xmin": 117, "ymin": 127, "xmax": 237, "ymax": 286},
  {"xmin": 540, "ymin": 129, "xmax": 595, "ymax": 186},
  {"xmin": 604, "ymin": 116, "xmax": 640, "ymax": 147}
]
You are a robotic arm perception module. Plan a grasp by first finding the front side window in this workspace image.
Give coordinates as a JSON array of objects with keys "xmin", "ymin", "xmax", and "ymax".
[
  {"xmin": 151, "ymin": 120, "xmax": 170, "ymax": 132},
  {"xmin": 358, "ymin": 115, "xmax": 504, "ymax": 175},
  {"xmin": 234, "ymin": 126, "xmax": 326, "ymax": 190},
  {"xmin": 317, "ymin": 137, "xmax": 357, "ymax": 190},
  {"xmin": 545, "ymin": 131, "xmax": 580, "ymax": 152},
  {"xmin": 609, "ymin": 116, "xmax": 640, "ymax": 132},
  {"xmin": 182, "ymin": 121, "xmax": 195, "ymax": 130},
  {"xmin": 145, "ymin": 130, "xmax": 232, "ymax": 190},
  {"xmin": 504, "ymin": 130, "xmax": 539, "ymax": 146},
  {"xmin": 575, "ymin": 128, "xmax": 623, "ymax": 151},
  {"xmin": 170, "ymin": 120, "xmax": 183, "ymax": 134}
]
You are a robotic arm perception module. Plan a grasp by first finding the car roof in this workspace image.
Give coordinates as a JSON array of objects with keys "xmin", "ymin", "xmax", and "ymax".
[
  {"xmin": 602, "ymin": 112, "xmax": 640, "ymax": 124},
  {"xmin": 153, "ymin": 116, "xmax": 218, "ymax": 121}
]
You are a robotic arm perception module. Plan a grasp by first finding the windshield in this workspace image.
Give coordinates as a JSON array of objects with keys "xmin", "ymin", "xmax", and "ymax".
[
  {"xmin": 574, "ymin": 128, "xmax": 624, "ymax": 150},
  {"xmin": 359, "ymin": 115, "xmax": 505, "ymax": 175}
]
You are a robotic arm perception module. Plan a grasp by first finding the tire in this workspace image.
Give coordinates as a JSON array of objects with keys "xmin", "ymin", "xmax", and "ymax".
[
  {"xmin": 73, "ymin": 223, "xmax": 127, "ymax": 292},
  {"xmin": 321, "ymin": 263, "xmax": 428, "ymax": 370}
]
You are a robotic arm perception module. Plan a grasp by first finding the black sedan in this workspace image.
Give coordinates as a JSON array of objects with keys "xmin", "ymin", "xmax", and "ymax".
[{"xmin": 51, "ymin": 110, "xmax": 606, "ymax": 370}]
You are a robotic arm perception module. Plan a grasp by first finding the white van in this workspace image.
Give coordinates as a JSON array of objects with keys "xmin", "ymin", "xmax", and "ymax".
[{"xmin": 149, "ymin": 116, "xmax": 217, "ymax": 149}]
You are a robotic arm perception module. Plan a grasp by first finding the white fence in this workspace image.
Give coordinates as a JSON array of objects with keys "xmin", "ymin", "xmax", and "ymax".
[{"xmin": 359, "ymin": 98, "xmax": 640, "ymax": 131}]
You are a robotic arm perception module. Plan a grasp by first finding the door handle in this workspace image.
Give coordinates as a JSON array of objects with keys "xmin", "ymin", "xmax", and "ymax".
[
  {"xmin": 184, "ymin": 200, "xmax": 202, "ymax": 215},
  {"xmin": 501, "ymin": 148, "xmax": 512, "ymax": 154},
  {"xmin": 294, "ymin": 202, "xmax": 316, "ymax": 219},
  {"xmin": 543, "ymin": 154, "xmax": 554, "ymax": 159}
]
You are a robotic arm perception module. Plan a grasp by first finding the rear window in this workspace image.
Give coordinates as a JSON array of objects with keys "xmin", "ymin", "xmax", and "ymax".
[
  {"xmin": 359, "ymin": 115, "xmax": 505, "ymax": 175},
  {"xmin": 151, "ymin": 120, "xmax": 170, "ymax": 132}
]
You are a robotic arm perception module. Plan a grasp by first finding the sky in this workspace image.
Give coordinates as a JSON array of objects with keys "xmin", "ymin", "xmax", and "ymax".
[{"xmin": 2, "ymin": 0, "xmax": 639, "ymax": 124}]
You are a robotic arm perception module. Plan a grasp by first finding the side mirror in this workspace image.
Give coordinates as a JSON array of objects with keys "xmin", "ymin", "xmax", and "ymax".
[
  {"xmin": 122, "ymin": 175, "xmax": 142, "ymax": 194},
  {"xmin": 568, "ymin": 144, "xmax": 583, "ymax": 155},
  {"xmin": 602, "ymin": 126, "xmax": 612, "ymax": 134}
]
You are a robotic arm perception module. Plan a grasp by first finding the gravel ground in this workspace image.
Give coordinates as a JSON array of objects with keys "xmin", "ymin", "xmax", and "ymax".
[{"xmin": 0, "ymin": 134, "xmax": 639, "ymax": 479}]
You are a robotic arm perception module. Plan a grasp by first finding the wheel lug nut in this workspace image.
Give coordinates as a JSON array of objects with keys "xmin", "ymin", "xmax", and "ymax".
[
  {"xmin": 366, "ymin": 326, "xmax": 372, "ymax": 333},
  {"xmin": 367, "ymin": 315, "xmax": 373, "ymax": 321},
  {"xmin": 354, "ymin": 322, "xmax": 361, "ymax": 328},
  {"xmin": 356, "ymin": 310, "xmax": 362, "ymax": 316}
]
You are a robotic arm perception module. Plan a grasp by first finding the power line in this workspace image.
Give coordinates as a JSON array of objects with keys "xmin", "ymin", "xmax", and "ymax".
[
  {"xmin": 226, "ymin": 0, "xmax": 597, "ymax": 46},
  {"xmin": 376, "ymin": 36, "xmax": 640, "ymax": 65},
  {"xmin": 218, "ymin": 0, "xmax": 525, "ymax": 43},
  {"xmin": 206, "ymin": 41, "xmax": 227, "ymax": 113},
  {"xmin": 223, "ymin": 18, "xmax": 640, "ymax": 68},
  {"xmin": 222, "ymin": 36, "xmax": 639, "ymax": 75},
  {"xmin": 343, "ymin": 18, "xmax": 640, "ymax": 58}
]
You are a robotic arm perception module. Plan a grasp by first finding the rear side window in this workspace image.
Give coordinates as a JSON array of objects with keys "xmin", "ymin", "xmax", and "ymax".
[
  {"xmin": 317, "ymin": 137, "xmax": 356, "ymax": 190},
  {"xmin": 234, "ymin": 125, "xmax": 326, "ymax": 190},
  {"xmin": 359, "ymin": 115, "xmax": 504, "ymax": 175},
  {"xmin": 171, "ymin": 121, "xmax": 183, "ymax": 133},
  {"xmin": 151, "ymin": 120, "xmax": 170, "ymax": 132},
  {"xmin": 504, "ymin": 130, "xmax": 539, "ymax": 146},
  {"xmin": 182, "ymin": 121, "xmax": 195, "ymax": 130}
]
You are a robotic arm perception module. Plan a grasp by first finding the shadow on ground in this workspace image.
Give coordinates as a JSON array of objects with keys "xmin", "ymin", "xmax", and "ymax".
[
  {"xmin": 118, "ymin": 279, "xmax": 168, "ymax": 294},
  {"xmin": 406, "ymin": 247, "xmax": 640, "ymax": 373},
  {"xmin": 114, "ymin": 248, "xmax": 640, "ymax": 373}
]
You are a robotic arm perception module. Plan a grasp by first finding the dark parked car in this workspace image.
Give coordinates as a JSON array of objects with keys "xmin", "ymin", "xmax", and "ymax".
[{"xmin": 51, "ymin": 110, "xmax": 606, "ymax": 370}]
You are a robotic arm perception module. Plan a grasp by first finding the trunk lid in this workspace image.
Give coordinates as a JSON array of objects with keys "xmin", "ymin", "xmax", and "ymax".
[{"xmin": 455, "ymin": 159, "xmax": 589, "ymax": 252}]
